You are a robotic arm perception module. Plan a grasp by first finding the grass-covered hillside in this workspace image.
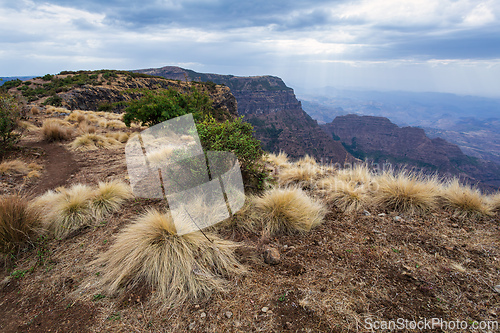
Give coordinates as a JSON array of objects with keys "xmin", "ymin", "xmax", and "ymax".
[{"xmin": 0, "ymin": 86, "xmax": 499, "ymax": 332}]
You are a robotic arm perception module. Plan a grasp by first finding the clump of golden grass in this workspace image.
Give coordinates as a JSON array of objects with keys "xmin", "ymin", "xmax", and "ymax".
[
  {"xmin": 373, "ymin": 170, "xmax": 440, "ymax": 214},
  {"xmin": 250, "ymin": 187, "xmax": 326, "ymax": 236},
  {"xmin": 30, "ymin": 106, "xmax": 40, "ymax": 115},
  {"xmin": 26, "ymin": 170, "xmax": 41, "ymax": 178},
  {"xmin": 42, "ymin": 119, "xmax": 73, "ymax": 142},
  {"xmin": 146, "ymin": 147, "xmax": 175, "ymax": 166},
  {"xmin": 0, "ymin": 195, "xmax": 42, "ymax": 253},
  {"xmin": 278, "ymin": 164, "xmax": 323, "ymax": 187},
  {"xmin": 65, "ymin": 111, "xmax": 87, "ymax": 123},
  {"xmin": 0, "ymin": 160, "xmax": 30, "ymax": 175},
  {"xmin": 105, "ymin": 119, "xmax": 127, "ymax": 129},
  {"xmin": 105, "ymin": 132, "xmax": 129, "ymax": 143},
  {"xmin": 92, "ymin": 180, "xmax": 133, "ymax": 217},
  {"xmin": 440, "ymin": 179, "xmax": 493, "ymax": 218},
  {"xmin": 69, "ymin": 133, "xmax": 122, "ymax": 151},
  {"xmin": 335, "ymin": 164, "xmax": 374, "ymax": 185},
  {"xmin": 317, "ymin": 177, "xmax": 370, "ymax": 213},
  {"xmin": 94, "ymin": 209, "xmax": 245, "ymax": 307},
  {"xmin": 488, "ymin": 193, "xmax": 500, "ymax": 213},
  {"xmin": 265, "ymin": 151, "xmax": 289, "ymax": 168},
  {"xmin": 33, "ymin": 181, "xmax": 132, "ymax": 238},
  {"xmin": 38, "ymin": 184, "xmax": 95, "ymax": 238},
  {"xmin": 295, "ymin": 154, "xmax": 317, "ymax": 167},
  {"xmin": 45, "ymin": 106, "xmax": 70, "ymax": 115},
  {"xmin": 215, "ymin": 200, "xmax": 260, "ymax": 233},
  {"xmin": 18, "ymin": 120, "xmax": 39, "ymax": 132},
  {"xmin": 77, "ymin": 121, "xmax": 96, "ymax": 134},
  {"xmin": 0, "ymin": 160, "xmax": 43, "ymax": 177}
]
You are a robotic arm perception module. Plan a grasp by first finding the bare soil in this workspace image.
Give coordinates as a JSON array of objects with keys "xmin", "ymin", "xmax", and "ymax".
[{"xmin": 1, "ymin": 111, "xmax": 499, "ymax": 332}]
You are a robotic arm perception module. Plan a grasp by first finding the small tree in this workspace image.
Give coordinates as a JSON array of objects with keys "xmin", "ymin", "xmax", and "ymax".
[
  {"xmin": 123, "ymin": 87, "xmax": 269, "ymax": 192},
  {"xmin": 196, "ymin": 116, "xmax": 267, "ymax": 191},
  {"xmin": 0, "ymin": 93, "xmax": 21, "ymax": 155},
  {"xmin": 123, "ymin": 87, "xmax": 213, "ymax": 127}
]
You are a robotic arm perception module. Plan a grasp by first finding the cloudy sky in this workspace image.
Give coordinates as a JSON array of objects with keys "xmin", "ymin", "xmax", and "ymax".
[{"xmin": 1, "ymin": 0, "xmax": 500, "ymax": 97}]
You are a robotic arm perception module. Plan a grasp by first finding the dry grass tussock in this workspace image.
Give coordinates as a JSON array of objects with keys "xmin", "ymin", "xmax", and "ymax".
[
  {"xmin": 45, "ymin": 106, "xmax": 70, "ymax": 115},
  {"xmin": 0, "ymin": 159, "xmax": 42, "ymax": 177},
  {"xmin": 97, "ymin": 119, "xmax": 127, "ymax": 129},
  {"xmin": 0, "ymin": 195, "xmax": 42, "ymax": 253},
  {"xmin": 373, "ymin": 170, "xmax": 441, "ymax": 214},
  {"xmin": 105, "ymin": 131, "xmax": 129, "ymax": 143},
  {"xmin": 440, "ymin": 179, "xmax": 492, "ymax": 218},
  {"xmin": 94, "ymin": 209, "xmax": 245, "ymax": 308},
  {"xmin": 65, "ymin": 111, "xmax": 88, "ymax": 123},
  {"xmin": 278, "ymin": 164, "xmax": 323, "ymax": 187},
  {"xmin": 265, "ymin": 151, "xmax": 289, "ymax": 168},
  {"xmin": 146, "ymin": 147, "xmax": 175, "ymax": 167},
  {"xmin": 295, "ymin": 154, "xmax": 317, "ymax": 167},
  {"xmin": 317, "ymin": 176, "xmax": 370, "ymax": 213},
  {"xmin": 77, "ymin": 121, "xmax": 96, "ymax": 134},
  {"xmin": 17, "ymin": 120, "xmax": 39, "ymax": 132},
  {"xmin": 249, "ymin": 187, "xmax": 326, "ymax": 236},
  {"xmin": 30, "ymin": 106, "xmax": 40, "ymax": 115},
  {"xmin": 42, "ymin": 119, "xmax": 73, "ymax": 142},
  {"xmin": 69, "ymin": 133, "xmax": 122, "ymax": 151},
  {"xmin": 92, "ymin": 180, "xmax": 133, "ymax": 217},
  {"xmin": 32, "ymin": 181, "xmax": 132, "ymax": 238},
  {"xmin": 105, "ymin": 119, "xmax": 127, "ymax": 129},
  {"xmin": 214, "ymin": 200, "xmax": 261, "ymax": 233},
  {"xmin": 488, "ymin": 193, "xmax": 500, "ymax": 213},
  {"xmin": 335, "ymin": 164, "xmax": 374, "ymax": 186}
]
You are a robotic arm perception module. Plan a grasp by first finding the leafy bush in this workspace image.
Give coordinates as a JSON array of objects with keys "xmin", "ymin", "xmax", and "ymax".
[
  {"xmin": 196, "ymin": 116, "xmax": 267, "ymax": 191},
  {"xmin": 122, "ymin": 87, "xmax": 213, "ymax": 127},
  {"xmin": 0, "ymin": 93, "xmax": 22, "ymax": 155},
  {"xmin": 123, "ymin": 87, "xmax": 268, "ymax": 191},
  {"xmin": 0, "ymin": 79, "xmax": 22, "ymax": 91},
  {"xmin": 43, "ymin": 95, "xmax": 63, "ymax": 107}
]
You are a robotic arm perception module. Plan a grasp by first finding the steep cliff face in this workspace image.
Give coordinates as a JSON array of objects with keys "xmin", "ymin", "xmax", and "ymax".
[
  {"xmin": 322, "ymin": 114, "xmax": 500, "ymax": 190},
  {"xmin": 134, "ymin": 66, "xmax": 353, "ymax": 163}
]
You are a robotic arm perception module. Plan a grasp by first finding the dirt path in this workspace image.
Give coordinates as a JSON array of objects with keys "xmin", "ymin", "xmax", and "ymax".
[{"xmin": 24, "ymin": 141, "xmax": 81, "ymax": 195}]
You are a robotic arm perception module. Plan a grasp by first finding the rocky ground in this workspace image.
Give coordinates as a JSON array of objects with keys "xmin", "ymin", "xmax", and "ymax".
[{"xmin": 1, "ymin": 109, "xmax": 499, "ymax": 332}]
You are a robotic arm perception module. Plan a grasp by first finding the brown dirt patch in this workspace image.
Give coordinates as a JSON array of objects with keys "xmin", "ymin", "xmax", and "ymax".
[{"xmin": 24, "ymin": 140, "xmax": 81, "ymax": 196}]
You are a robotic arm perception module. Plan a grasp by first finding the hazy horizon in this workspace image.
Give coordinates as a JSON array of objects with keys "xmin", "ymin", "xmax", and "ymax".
[{"xmin": 1, "ymin": 0, "xmax": 499, "ymax": 97}]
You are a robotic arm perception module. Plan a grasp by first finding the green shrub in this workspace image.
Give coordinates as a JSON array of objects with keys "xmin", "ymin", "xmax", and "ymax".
[
  {"xmin": 196, "ymin": 116, "xmax": 267, "ymax": 191},
  {"xmin": 0, "ymin": 79, "xmax": 22, "ymax": 91},
  {"xmin": 97, "ymin": 102, "xmax": 113, "ymax": 112},
  {"xmin": 0, "ymin": 94, "xmax": 22, "ymax": 155},
  {"xmin": 123, "ymin": 87, "xmax": 268, "ymax": 191},
  {"xmin": 43, "ymin": 95, "xmax": 63, "ymax": 107},
  {"xmin": 123, "ymin": 87, "xmax": 213, "ymax": 127}
]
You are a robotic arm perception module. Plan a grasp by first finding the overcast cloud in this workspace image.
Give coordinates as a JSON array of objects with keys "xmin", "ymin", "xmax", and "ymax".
[{"xmin": 1, "ymin": 0, "xmax": 500, "ymax": 96}]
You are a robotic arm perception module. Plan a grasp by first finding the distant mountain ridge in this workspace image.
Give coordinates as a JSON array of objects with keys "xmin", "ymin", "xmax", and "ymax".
[
  {"xmin": 134, "ymin": 66, "xmax": 354, "ymax": 163},
  {"xmin": 322, "ymin": 114, "xmax": 500, "ymax": 190},
  {"xmin": 299, "ymin": 88, "xmax": 500, "ymax": 166},
  {"xmin": 0, "ymin": 76, "xmax": 35, "ymax": 85}
]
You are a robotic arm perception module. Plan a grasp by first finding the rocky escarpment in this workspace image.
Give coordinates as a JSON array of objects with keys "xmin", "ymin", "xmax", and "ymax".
[
  {"xmin": 14, "ymin": 71, "xmax": 238, "ymax": 120},
  {"xmin": 322, "ymin": 114, "xmax": 500, "ymax": 190},
  {"xmin": 135, "ymin": 66, "xmax": 353, "ymax": 163}
]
